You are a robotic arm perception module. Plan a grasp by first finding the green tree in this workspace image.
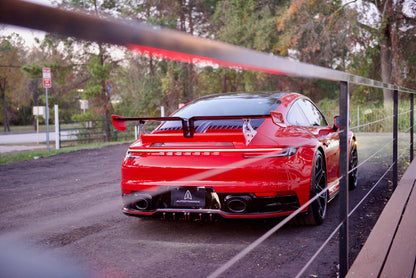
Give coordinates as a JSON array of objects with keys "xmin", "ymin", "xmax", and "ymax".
[
  {"xmin": 115, "ymin": 0, "xmax": 220, "ymax": 115},
  {"xmin": 60, "ymin": 0, "xmax": 123, "ymax": 138},
  {"xmin": 212, "ymin": 0, "xmax": 325, "ymax": 97},
  {"xmin": 354, "ymin": 0, "xmax": 416, "ymax": 107},
  {"xmin": 0, "ymin": 33, "xmax": 27, "ymax": 131},
  {"xmin": 20, "ymin": 62, "xmax": 42, "ymax": 130},
  {"xmin": 273, "ymin": 0, "xmax": 416, "ymax": 106},
  {"xmin": 275, "ymin": 0, "xmax": 354, "ymax": 69},
  {"xmin": 21, "ymin": 33, "xmax": 81, "ymax": 130},
  {"xmin": 213, "ymin": 0, "xmax": 277, "ymax": 93}
]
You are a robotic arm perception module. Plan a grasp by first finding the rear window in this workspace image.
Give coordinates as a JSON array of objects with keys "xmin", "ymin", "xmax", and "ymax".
[{"xmin": 158, "ymin": 93, "xmax": 284, "ymax": 132}]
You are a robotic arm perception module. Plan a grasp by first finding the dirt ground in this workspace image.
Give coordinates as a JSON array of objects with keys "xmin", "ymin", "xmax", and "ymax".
[{"xmin": 0, "ymin": 133, "xmax": 411, "ymax": 277}]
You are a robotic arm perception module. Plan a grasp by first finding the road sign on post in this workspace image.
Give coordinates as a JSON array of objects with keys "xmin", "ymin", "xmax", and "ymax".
[
  {"xmin": 43, "ymin": 67, "xmax": 51, "ymax": 153},
  {"xmin": 32, "ymin": 106, "xmax": 45, "ymax": 118},
  {"xmin": 43, "ymin": 67, "xmax": 51, "ymax": 88},
  {"xmin": 33, "ymin": 106, "xmax": 45, "ymax": 144},
  {"xmin": 80, "ymin": 100, "xmax": 89, "ymax": 113}
]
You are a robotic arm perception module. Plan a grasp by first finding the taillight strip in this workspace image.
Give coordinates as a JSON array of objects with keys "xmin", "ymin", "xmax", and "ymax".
[
  {"xmin": 128, "ymin": 148, "xmax": 284, "ymax": 153},
  {"xmin": 125, "ymin": 147, "xmax": 297, "ymax": 158}
]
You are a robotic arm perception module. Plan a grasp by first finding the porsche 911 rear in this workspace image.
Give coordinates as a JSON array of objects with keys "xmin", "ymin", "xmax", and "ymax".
[{"xmin": 113, "ymin": 93, "xmax": 316, "ymax": 221}]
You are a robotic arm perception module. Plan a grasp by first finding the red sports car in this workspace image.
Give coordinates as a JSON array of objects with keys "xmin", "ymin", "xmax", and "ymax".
[{"xmin": 112, "ymin": 92, "xmax": 357, "ymax": 225}]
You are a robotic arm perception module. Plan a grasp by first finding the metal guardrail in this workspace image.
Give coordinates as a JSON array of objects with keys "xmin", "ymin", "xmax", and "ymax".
[{"xmin": 1, "ymin": 1, "xmax": 415, "ymax": 277}]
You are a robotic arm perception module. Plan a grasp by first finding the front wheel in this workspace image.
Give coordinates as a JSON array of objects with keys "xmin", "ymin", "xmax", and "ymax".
[{"xmin": 301, "ymin": 151, "xmax": 328, "ymax": 225}]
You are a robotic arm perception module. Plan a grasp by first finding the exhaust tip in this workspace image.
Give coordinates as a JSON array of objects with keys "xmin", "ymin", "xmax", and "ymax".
[
  {"xmin": 224, "ymin": 195, "xmax": 252, "ymax": 213},
  {"xmin": 134, "ymin": 193, "xmax": 152, "ymax": 210}
]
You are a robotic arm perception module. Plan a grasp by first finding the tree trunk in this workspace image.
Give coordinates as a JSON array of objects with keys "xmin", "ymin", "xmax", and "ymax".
[
  {"xmin": 222, "ymin": 74, "xmax": 227, "ymax": 93},
  {"xmin": 380, "ymin": 35, "xmax": 393, "ymax": 109},
  {"xmin": 185, "ymin": 1, "xmax": 195, "ymax": 101},
  {"xmin": 99, "ymin": 44, "xmax": 112, "ymax": 141},
  {"xmin": 379, "ymin": 0, "xmax": 397, "ymax": 110},
  {"xmin": 1, "ymin": 78, "xmax": 10, "ymax": 132},
  {"xmin": 178, "ymin": 0, "xmax": 186, "ymax": 32},
  {"xmin": 32, "ymin": 79, "xmax": 39, "ymax": 131}
]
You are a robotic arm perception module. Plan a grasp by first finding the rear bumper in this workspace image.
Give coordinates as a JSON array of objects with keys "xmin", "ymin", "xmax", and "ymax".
[
  {"xmin": 122, "ymin": 208, "xmax": 298, "ymax": 220},
  {"xmin": 121, "ymin": 188, "xmax": 301, "ymax": 220}
]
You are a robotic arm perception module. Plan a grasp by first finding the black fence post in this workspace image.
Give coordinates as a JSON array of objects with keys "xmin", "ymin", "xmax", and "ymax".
[
  {"xmin": 411, "ymin": 93, "xmax": 414, "ymax": 162},
  {"xmin": 393, "ymin": 90, "xmax": 398, "ymax": 190},
  {"xmin": 88, "ymin": 121, "xmax": 91, "ymax": 144},
  {"xmin": 339, "ymin": 81, "xmax": 349, "ymax": 278}
]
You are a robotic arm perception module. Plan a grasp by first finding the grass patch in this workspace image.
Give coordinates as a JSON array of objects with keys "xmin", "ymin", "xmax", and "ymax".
[{"xmin": 0, "ymin": 141, "xmax": 130, "ymax": 166}]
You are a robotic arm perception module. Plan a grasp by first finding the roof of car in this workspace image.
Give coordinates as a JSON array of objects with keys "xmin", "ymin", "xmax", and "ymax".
[{"xmin": 193, "ymin": 92, "xmax": 290, "ymax": 101}]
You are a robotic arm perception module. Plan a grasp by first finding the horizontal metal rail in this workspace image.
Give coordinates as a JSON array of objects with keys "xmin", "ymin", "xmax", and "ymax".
[{"xmin": 0, "ymin": 0, "xmax": 415, "ymax": 94}]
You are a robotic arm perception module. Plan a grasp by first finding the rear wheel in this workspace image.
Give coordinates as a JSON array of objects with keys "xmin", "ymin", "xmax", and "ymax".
[
  {"xmin": 349, "ymin": 140, "xmax": 358, "ymax": 190},
  {"xmin": 301, "ymin": 151, "xmax": 328, "ymax": 225}
]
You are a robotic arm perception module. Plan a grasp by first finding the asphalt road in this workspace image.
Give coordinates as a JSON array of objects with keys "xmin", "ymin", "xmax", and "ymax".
[
  {"xmin": 0, "ymin": 133, "xmax": 411, "ymax": 278},
  {"xmin": 0, "ymin": 131, "xmax": 77, "ymax": 153},
  {"xmin": 0, "ymin": 132, "xmax": 58, "ymax": 144}
]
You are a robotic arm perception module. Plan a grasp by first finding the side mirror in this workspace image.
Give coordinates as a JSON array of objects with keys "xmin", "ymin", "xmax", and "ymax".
[
  {"xmin": 333, "ymin": 116, "xmax": 340, "ymax": 131},
  {"xmin": 271, "ymin": 111, "xmax": 287, "ymax": 128}
]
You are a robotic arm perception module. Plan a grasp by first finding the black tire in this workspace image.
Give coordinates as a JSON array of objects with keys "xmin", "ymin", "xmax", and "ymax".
[
  {"xmin": 301, "ymin": 151, "xmax": 328, "ymax": 225},
  {"xmin": 348, "ymin": 140, "xmax": 358, "ymax": 191}
]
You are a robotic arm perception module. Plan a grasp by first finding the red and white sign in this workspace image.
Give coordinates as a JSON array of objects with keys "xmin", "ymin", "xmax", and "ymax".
[{"xmin": 42, "ymin": 67, "xmax": 52, "ymax": 88}]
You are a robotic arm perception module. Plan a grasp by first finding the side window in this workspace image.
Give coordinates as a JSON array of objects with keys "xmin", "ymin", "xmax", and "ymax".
[
  {"xmin": 287, "ymin": 101, "xmax": 309, "ymax": 126},
  {"xmin": 298, "ymin": 99, "xmax": 328, "ymax": 126}
]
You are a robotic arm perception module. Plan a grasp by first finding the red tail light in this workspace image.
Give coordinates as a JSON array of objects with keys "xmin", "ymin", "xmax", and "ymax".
[{"xmin": 125, "ymin": 147, "xmax": 296, "ymax": 159}]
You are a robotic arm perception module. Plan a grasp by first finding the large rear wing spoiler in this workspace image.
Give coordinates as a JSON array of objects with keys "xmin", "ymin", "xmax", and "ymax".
[{"xmin": 111, "ymin": 114, "xmax": 271, "ymax": 139}]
